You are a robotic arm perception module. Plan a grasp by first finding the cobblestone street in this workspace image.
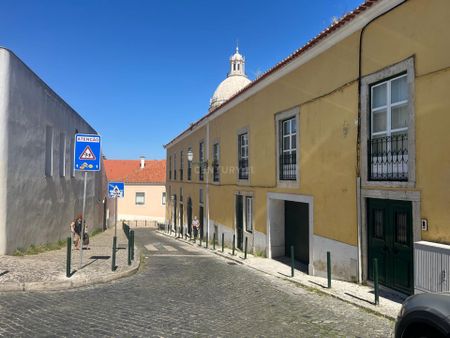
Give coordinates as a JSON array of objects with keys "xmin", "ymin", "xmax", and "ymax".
[{"xmin": 0, "ymin": 228, "xmax": 394, "ymax": 337}]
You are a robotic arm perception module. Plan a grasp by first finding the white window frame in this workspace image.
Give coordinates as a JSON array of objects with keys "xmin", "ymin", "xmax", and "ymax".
[
  {"xmin": 276, "ymin": 107, "xmax": 299, "ymax": 188},
  {"xmin": 360, "ymin": 57, "xmax": 415, "ymax": 188},
  {"xmin": 213, "ymin": 142, "xmax": 220, "ymax": 183},
  {"xmin": 162, "ymin": 192, "xmax": 166, "ymax": 205},
  {"xmin": 135, "ymin": 192, "xmax": 145, "ymax": 205},
  {"xmin": 244, "ymin": 196, "xmax": 253, "ymax": 233},
  {"xmin": 59, "ymin": 132, "xmax": 66, "ymax": 177},
  {"xmin": 238, "ymin": 131, "xmax": 249, "ymax": 180}
]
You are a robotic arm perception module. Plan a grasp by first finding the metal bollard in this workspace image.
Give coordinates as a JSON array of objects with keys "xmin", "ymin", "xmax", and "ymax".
[
  {"xmin": 291, "ymin": 245, "xmax": 295, "ymax": 277},
  {"xmin": 66, "ymin": 237, "xmax": 71, "ymax": 278},
  {"xmin": 206, "ymin": 233, "xmax": 209, "ymax": 249},
  {"xmin": 213, "ymin": 233, "xmax": 216, "ymax": 250},
  {"xmin": 222, "ymin": 233, "xmax": 224, "ymax": 253},
  {"xmin": 127, "ymin": 233, "xmax": 132, "ymax": 266},
  {"xmin": 199, "ymin": 236, "xmax": 202, "ymax": 247},
  {"xmin": 131, "ymin": 230, "xmax": 135, "ymax": 261},
  {"xmin": 112, "ymin": 236, "xmax": 117, "ymax": 271},
  {"xmin": 232, "ymin": 235, "xmax": 235, "ymax": 255},
  {"xmin": 374, "ymin": 258, "xmax": 379, "ymax": 305},
  {"xmin": 327, "ymin": 251, "xmax": 331, "ymax": 288},
  {"xmin": 244, "ymin": 237, "xmax": 248, "ymax": 259}
]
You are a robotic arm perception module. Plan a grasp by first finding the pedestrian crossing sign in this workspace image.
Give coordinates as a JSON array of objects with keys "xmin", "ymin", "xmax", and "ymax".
[
  {"xmin": 108, "ymin": 182, "xmax": 124, "ymax": 198},
  {"xmin": 74, "ymin": 133, "xmax": 101, "ymax": 171}
]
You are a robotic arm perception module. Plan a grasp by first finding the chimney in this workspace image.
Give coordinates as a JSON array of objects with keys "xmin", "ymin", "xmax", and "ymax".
[{"xmin": 140, "ymin": 156, "xmax": 145, "ymax": 169}]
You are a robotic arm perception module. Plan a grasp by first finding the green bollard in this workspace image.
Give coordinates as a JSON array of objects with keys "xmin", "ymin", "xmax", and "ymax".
[
  {"xmin": 374, "ymin": 258, "xmax": 379, "ymax": 305},
  {"xmin": 206, "ymin": 233, "xmax": 208, "ymax": 249},
  {"xmin": 244, "ymin": 237, "xmax": 248, "ymax": 259},
  {"xmin": 66, "ymin": 237, "xmax": 71, "ymax": 278},
  {"xmin": 131, "ymin": 230, "xmax": 135, "ymax": 261},
  {"xmin": 199, "ymin": 236, "xmax": 202, "ymax": 247},
  {"xmin": 327, "ymin": 251, "xmax": 331, "ymax": 288},
  {"xmin": 221, "ymin": 233, "xmax": 224, "ymax": 253},
  {"xmin": 232, "ymin": 235, "xmax": 235, "ymax": 256},
  {"xmin": 213, "ymin": 233, "xmax": 216, "ymax": 250},
  {"xmin": 291, "ymin": 245, "xmax": 295, "ymax": 277},
  {"xmin": 112, "ymin": 236, "xmax": 117, "ymax": 271},
  {"xmin": 127, "ymin": 233, "xmax": 132, "ymax": 266}
]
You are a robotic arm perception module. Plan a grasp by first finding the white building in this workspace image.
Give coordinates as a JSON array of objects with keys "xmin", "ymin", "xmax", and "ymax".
[{"xmin": 0, "ymin": 47, "xmax": 105, "ymax": 254}]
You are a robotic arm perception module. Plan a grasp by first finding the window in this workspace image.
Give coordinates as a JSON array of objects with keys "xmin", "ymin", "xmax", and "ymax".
[
  {"xmin": 279, "ymin": 117, "xmax": 297, "ymax": 180},
  {"xmin": 162, "ymin": 192, "xmax": 166, "ymax": 205},
  {"xmin": 369, "ymin": 74, "xmax": 408, "ymax": 181},
  {"xmin": 174, "ymin": 154, "xmax": 177, "ymax": 180},
  {"xmin": 45, "ymin": 126, "xmax": 53, "ymax": 177},
  {"xmin": 238, "ymin": 132, "xmax": 248, "ymax": 180},
  {"xmin": 187, "ymin": 147, "xmax": 192, "ymax": 181},
  {"xmin": 59, "ymin": 133, "xmax": 66, "ymax": 177},
  {"xmin": 135, "ymin": 192, "xmax": 145, "ymax": 205},
  {"xmin": 213, "ymin": 143, "xmax": 220, "ymax": 182},
  {"xmin": 199, "ymin": 188, "xmax": 203, "ymax": 204},
  {"xmin": 199, "ymin": 142, "xmax": 204, "ymax": 181},
  {"xmin": 245, "ymin": 196, "xmax": 253, "ymax": 232},
  {"xmin": 180, "ymin": 187, "xmax": 183, "ymax": 202},
  {"xmin": 180, "ymin": 150, "xmax": 184, "ymax": 181},
  {"xmin": 169, "ymin": 156, "xmax": 172, "ymax": 180}
]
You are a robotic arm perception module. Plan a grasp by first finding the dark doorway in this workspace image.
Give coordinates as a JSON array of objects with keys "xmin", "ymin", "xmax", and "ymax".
[
  {"xmin": 173, "ymin": 196, "xmax": 177, "ymax": 231},
  {"xmin": 236, "ymin": 195, "xmax": 244, "ymax": 250},
  {"xmin": 187, "ymin": 198, "xmax": 192, "ymax": 236},
  {"xmin": 367, "ymin": 198, "xmax": 413, "ymax": 295},
  {"xmin": 179, "ymin": 204, "xmax": 184, "ymax": 236},
  {"xmin": 199, "ymin": 206, "xmax": 204, "ymax": 239},
  {"xmin": 284, "ymin": 201, "xmax": 309, "ymax": 268}
]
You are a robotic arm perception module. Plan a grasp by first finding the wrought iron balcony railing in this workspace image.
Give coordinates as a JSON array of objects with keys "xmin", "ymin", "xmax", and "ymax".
[
  {"xmin": 179, "ymin": 169, "xmax": 183, "ymax": 181},
  {"xmin": 239, "ymin": 158, "xmax": 249, "ymax": 180},
  {"xmin": 279, "ymin": 152, "xmax": 297, "ymax": 180},
  {"xmin": 368, "ymin": 134, "xmax": 408, "ymax": 181},
  {"xmin": 213, "ymin": 160, "xmax": 220, "ymax": 182}
]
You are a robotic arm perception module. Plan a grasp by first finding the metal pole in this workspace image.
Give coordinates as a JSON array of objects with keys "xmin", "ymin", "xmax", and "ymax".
[
  {"xmin": 244, "ymin": 237, "xmax": 248, "ymax": 259},
  {"xmin": 128, "ymin": 233, "xmax": 132, "ymax": 266},
  {"xmin": 222, "ymin": 233, "xmax": 224, "ymax": 253},
  {"xmin": 232, "ymin": 234, "xmax": 235, "ymax": 255},
  {"xmin": 79, "ymin": 171, "xmax": 87, "ymax": 270},
  {"xmin": 66, "ymin": 237, "xmax": 71, "ymax": 278},
  {"xmin": 213, "ymin": 233, "xmax": 216, "ymax": 250},
  {"xmin": 374, "ymin": 258, "xmax": 379, "ymax": 305},
  {"xmin": 112, "ymin": 236, "xmax": 117, "ymax": 271},
  {"xmin": 327, "ymin": 251, "xmax": 331, "ymax": 288},
  {"xmin": 130, "ymin": 230, "xmax": 135, "ymax": 260},
  {"xmin": 206, "ymin": 232, "xmax": 208, "ymax": 249},
  {"xmin": 291, "ymin": 245, "xmax": 294, "ymax": 277},
  {"xmin": 114, "ymin": 196, "xmax": 117, "ymax": 238}
]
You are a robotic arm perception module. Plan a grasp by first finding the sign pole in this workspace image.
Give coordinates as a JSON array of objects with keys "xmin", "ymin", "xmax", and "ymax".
[
  {"xmin": 79, "ymin": 171, "xmax": 87, "ymax": 269},
  {"xmin": 115, "ymin": 196, "xmax": 118, "ymax": 238}
]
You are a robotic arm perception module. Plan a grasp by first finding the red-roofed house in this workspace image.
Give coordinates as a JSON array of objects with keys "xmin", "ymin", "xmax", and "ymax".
[{"xmin": 104, "ymin": 158, "xmax": 166, "ymax": 223}]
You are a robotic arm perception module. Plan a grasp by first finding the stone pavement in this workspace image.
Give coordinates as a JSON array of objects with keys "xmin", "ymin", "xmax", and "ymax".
[
  {"xmin": 157, "ymin": 230, "xmax": 404, "ymax": 320},
  {"xmin": 0, "ymin": 228, "xmax": 394, "ymax": 337},
  {"xmin": 0, "ymin": 227, "xmax": 140, "ymax": 291}
]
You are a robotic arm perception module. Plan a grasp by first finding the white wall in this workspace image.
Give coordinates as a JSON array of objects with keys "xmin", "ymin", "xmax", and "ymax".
[{"xmin": 0, "ymin": 48, "xmax": 103, "ymax": 254}]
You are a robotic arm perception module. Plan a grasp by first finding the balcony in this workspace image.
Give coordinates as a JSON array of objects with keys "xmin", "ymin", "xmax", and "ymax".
[
  {"xmin": 199, "ymin": 162, "xmax": 204, "ymax": 181},
  {"xmin": 279, "ymin": 153, "xmax": 296, "ymax": 180},
  {"xmin": 368, "ymin": 134, "xmax": 408, "ymax": 181},
  {"xmin": 238, "ymin": 158, "xmax": 248, "ymax": 180}
]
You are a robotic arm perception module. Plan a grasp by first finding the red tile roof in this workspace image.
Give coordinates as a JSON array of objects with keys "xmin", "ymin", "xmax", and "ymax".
[
  {"xmin": 104, "ymin": 159, "xmax": 166, "ymax": 184},
  {"xmin": 165, "ymin": 0, "xmax": 381, "ymax": 147}
]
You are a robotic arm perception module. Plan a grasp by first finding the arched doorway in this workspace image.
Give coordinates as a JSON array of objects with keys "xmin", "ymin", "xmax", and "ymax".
[{"xmin": 187, "ymin": 198, "xmax": 192, "ymax": 237}]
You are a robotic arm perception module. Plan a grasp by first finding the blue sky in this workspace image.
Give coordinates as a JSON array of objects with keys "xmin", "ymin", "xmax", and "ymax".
[{"xmin": 0, "ymin": 0, "xmax": 362, "ymax": 160}]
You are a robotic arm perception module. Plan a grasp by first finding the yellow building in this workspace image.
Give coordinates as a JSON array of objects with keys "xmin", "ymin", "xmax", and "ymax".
[{"xmin": 165, "ymin": 0, "xmax": 450, "ymax": 295}]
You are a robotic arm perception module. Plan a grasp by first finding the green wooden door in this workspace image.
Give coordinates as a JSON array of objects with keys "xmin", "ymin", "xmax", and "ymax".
[
  {"xmin": 284, "ymin": 201, "xmax": 309, "ymax": 266},
  {"xmin": 368, "ymin": 199, "xmax": 413, "ymax": 295}
]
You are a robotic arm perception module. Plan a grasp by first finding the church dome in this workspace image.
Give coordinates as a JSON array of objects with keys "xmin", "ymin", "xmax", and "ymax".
[{"xmin": 209, "ymin": 47, "xmax": 251, "ymax": 111}]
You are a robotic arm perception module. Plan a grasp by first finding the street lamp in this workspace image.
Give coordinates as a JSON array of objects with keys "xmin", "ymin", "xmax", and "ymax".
[{"xmin": 187, "ymin": 149, "xmax": 207, "ymax": 167}]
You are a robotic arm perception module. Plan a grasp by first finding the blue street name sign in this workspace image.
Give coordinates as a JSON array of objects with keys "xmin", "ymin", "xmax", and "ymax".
[
  {"xmin": 74, "ymin": 133, "xmax": 101, "ymax": 171},
  {"xmin": 108, "ymin": 182, "xmax": 124, "ymax": 198}
]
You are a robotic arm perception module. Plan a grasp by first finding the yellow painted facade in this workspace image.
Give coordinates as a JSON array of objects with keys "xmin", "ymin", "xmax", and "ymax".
[{"xmin": 165, "ymin": 0, "xmax": 450, "ymax": 289}]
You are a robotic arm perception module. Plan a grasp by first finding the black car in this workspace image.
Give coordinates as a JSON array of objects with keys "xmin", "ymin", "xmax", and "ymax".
[{"xmin": 395, "ymin": 292, "xmax": 450, "ymax": 338}]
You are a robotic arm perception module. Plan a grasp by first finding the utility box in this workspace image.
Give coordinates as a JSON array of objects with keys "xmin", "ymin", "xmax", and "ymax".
[{"xmin": 415, "ymin": 241, "xmax": 450, "ymax": 293}]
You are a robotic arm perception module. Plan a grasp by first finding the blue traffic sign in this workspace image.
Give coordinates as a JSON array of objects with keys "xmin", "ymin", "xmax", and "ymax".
[
  {"xmin": 74, "ymin": 133, "xmax": 101, "ymax": 171},
  {"xmin": 108, "ymin": 182, "xmax": 124, "ymax": 198}
]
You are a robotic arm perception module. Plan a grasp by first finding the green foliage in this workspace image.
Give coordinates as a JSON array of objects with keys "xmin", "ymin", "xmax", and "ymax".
[{"xmin": 13, "ymin": 239, "xmax": 67, "ymax": 256}]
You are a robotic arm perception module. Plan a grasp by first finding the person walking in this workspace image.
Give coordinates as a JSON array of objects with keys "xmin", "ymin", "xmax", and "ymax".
[
  {"xmin": 192, "ymin": 216, "xmax": 200, "ymax": 240},
  {"xmin": 70, "ymin": 214, "xmax": 83, "ymax": 250}
]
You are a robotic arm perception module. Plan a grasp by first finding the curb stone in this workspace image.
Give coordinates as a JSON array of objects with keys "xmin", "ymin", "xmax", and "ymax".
[{"xmin": 0, "ymin": 248, "xmax": 141, "ymax": 293}]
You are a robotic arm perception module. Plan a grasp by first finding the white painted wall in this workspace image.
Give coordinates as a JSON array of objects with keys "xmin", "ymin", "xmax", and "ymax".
[{"xmin": 0, "ymin": 48, "xmax": 103, "ymax": 254}]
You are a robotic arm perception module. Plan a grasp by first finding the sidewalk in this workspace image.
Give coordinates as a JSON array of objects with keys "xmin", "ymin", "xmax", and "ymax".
[
  {"xmin": 157, "ymin": 230, "xmax": 404, "ymax": 320},
  {"xmin": 0, "ymin": 227, "xmax": 140, "ymax": 292}
]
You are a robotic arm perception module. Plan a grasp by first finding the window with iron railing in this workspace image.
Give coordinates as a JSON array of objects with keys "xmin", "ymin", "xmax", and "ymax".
[
  {"xmin": 238, "ymin": 132, "xmax": 249, "ymax": 180},
  {"xmin": 369, "ymin": 74, "xmax": 408, "ymax": 181},
  {"xmin": 279, "ymin": 117, "xmax": 297, "ymax": 180},
  {"xmin": 169, "ymin": 156, "xmax": 172, "ymax": 180},
  {"xmin": 199, "ymin": 142, "xmax": 204, "ymax": 181},
  {"xmin": 174, "ymin": 154, "xmax": 177, "ymax": 180},
  {"xmin": 180, "ymin": 150, "xmax": 184, "ymax": 181},
  {"xmin": 187, "ymin": 147, "xmax": 192, "ymax": 181},
  {"xmin": 213, "ymin": 143, "xmax": 220, "ymax": 182}
]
